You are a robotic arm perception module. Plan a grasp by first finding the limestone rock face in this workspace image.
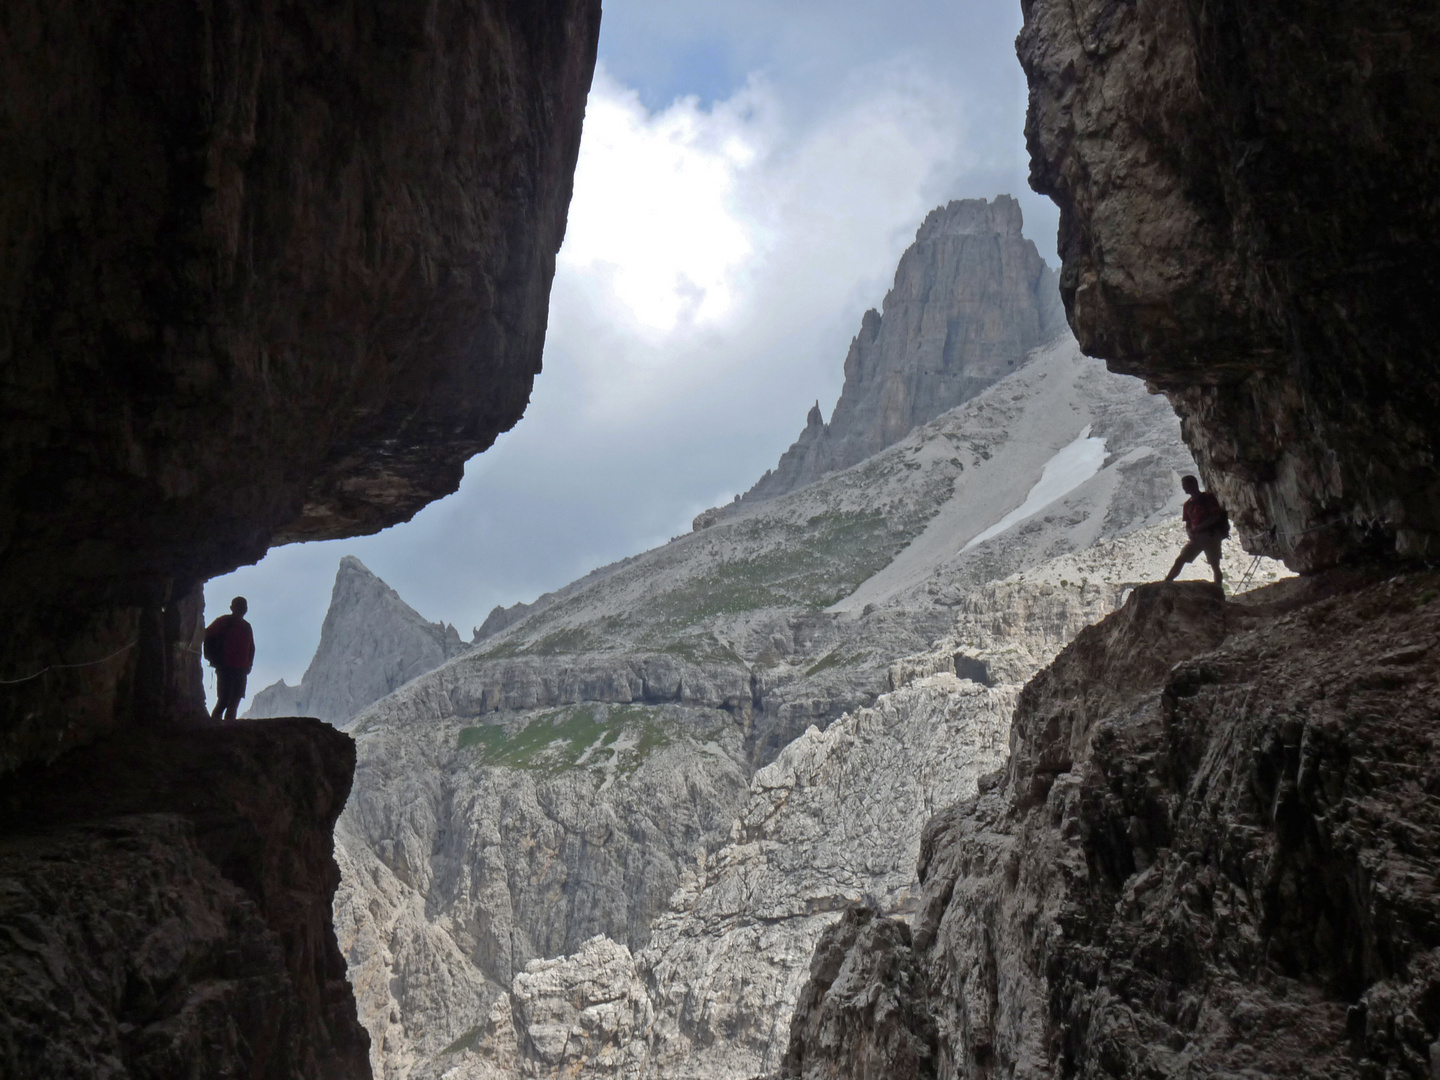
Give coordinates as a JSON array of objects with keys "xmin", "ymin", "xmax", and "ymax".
[
  {"xmin": 639, "ymin": 663, "xmax": 1019, "ymax": 1080},
  {"xmin": 0, "ymin": 0, "xmax": 602, "ymax": 765},
  {"xmin": 0, "ymin": 720, "xmax": 368, "ymax": 1079},
  {"xmin": 334, "ymin": 701, "xmax": 749, "ymax": 1079},
  {"xmin": 1016, "ymin": 0, "xmax": 1440, "ymax": 569},
  {"xmin": 743, "ymin": 196, "xmax": 1066, "ymax": 504},
  {"xmin": 633, "ymin": 575, "xmax": 1157, "ymax": 1080},
  {"xmin": 779, "ymin": 907, "xmax": 938, "ymax": 1080},
  {"xmin": 330, "ymin": 329, "xmax": 1284, "ymax": 1078},
  {"xmin": 249, "ymin": 556, "xmax": 466, "ymax": 724},
  {"xmin": 784, "ymin": 574, "xmax": 1440, "ymax": 1078},
  {"xmin": 510, "ymin": 938, "xmax": 655, "ymax": 1078}
]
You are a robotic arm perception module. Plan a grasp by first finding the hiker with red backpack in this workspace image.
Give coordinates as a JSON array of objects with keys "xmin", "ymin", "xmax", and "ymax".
[
  {"xmin": 1165, "ymin": 475, "xmax": 1230, "ymax": 586},
  {"xmin": 204, "ymin": 596, "xmax": 256, "ymax": 721}
]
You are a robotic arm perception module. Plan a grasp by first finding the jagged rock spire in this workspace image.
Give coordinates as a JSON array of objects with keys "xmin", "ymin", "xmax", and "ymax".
[
  {"xmin": 743, "ymin": 196, "xmax": 1066, "ymax": 504},
  {"xmin": 247, "ymin": 556, "xmax": 466, "ymax": 724}
]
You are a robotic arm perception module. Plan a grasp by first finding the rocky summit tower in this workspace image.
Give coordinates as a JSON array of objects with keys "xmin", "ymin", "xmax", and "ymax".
[{"xmin": 743, "ymin": 195, "xmax": 1066, "ymax": 503}]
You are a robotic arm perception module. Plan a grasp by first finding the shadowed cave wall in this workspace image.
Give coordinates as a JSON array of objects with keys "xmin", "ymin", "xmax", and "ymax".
[
  {"xmin": 1, "ymin": 0, "xmax": 599, "ymax": 768},
  {"xmin": 1019, "ymin": 0, "xmax": 1440, "ymax": 570},
  {"xmin": 0, "ymin": 1, "xmax": 600, "ymax": 1076}
]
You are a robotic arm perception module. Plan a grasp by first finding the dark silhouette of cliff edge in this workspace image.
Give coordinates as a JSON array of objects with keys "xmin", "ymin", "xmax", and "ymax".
[{"xmin": 0, "ymin": 2, "xmax": 602, "ymax": 1075}]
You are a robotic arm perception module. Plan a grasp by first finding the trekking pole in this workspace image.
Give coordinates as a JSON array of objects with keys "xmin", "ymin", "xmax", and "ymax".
[{"xmin": 1238, "ymin": 555, "xmax": 1262, "ymax": 590}]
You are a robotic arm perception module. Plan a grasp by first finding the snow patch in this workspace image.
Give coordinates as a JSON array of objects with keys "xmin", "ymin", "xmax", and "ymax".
[{"xmin": 961, "ymin": 426, "xmax": 1107, "ymax": 552}]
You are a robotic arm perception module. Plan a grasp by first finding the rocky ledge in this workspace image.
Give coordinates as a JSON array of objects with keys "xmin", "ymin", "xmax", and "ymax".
[
  {"xmin": 782, "ymin": 574, "xmax": 1440, "ymax": 1078},
  {"xmin": 0, "ymin": 719, "xmax": 370, "ymax": 1079}
]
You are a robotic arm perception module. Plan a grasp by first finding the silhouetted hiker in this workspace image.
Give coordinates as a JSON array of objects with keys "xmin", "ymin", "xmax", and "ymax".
[
  {"xmin": 1165, "ymin": 475, "xmax": 1229, "ymax": 585},
  {"xmin": 204, "ymin": 596, "xmax": 255, "ymax": 722}
]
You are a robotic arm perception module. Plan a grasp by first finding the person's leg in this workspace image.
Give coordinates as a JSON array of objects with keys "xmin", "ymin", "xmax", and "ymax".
[
  {"xmin": 1204, "ymin": 537, "xmax": 1224, "ymax": 585},
  {"xmin": 1166, "ymin": 538, "xmax": 1201, "ymax": 581},
  {"xmin": 222, "ymin": 672, "xmax": 247, "ymax": 722},
  {"xmin": 215, "ymin": 668, "xmax": 240, "ymax": 722}
]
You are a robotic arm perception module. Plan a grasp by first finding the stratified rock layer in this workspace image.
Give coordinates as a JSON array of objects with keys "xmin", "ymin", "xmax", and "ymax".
[
  {"xmin": 743, "ymin": 196, "xmax": 1066, "ymax": 504},
  {"xmin": 785, "ymin": 576, "xmax": 1440, "ymax": 1078},
  {"xmin": 0, "ymin": 0, "xmax": 601, "ymax": 762},
  {"xmin": 1017, "ymin": 0, "xmax": 1440, "ymax": 568},
  {"xmin": 249, "ymin": 556, "xmax": 466, "ymax": 724},
  {"xmin": 0, "ymin": 719, "xmax": 369, "ymax": 1079}
]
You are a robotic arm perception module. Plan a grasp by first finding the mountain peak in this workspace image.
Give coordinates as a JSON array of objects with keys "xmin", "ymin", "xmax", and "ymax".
[
  {"xmin": 916, "ymin": 194, "xmax": 1025, "ymax": 241},
  {"xmin": 739, "ymin": 194, "xmax": 1066, "ymax": 506},
  {"xmin": 247, "ymin": 557, "xmax": 466, "ymax": 724}
]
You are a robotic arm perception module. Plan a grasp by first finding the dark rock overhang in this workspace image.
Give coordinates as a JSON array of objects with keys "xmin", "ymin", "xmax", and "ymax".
[
  {"xmin": 1, "ymin": 0, "xmax": 601, "ymax": 765},
  {"xmin": 1017, "ymin": 0, "xmax": 1440, "ymax": 571}
]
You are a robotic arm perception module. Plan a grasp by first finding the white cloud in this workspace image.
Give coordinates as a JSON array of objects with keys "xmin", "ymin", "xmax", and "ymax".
[
  {"xmin": 560, "ymin": 69, "xmax": 764, "ymax": 335},
  {"xmin": 545, "ymin": 60, "xmax": 972, "ymax": 427}
]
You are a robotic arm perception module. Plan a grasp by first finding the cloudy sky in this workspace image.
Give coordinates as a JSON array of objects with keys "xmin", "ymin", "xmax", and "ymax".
[{"xmin": 206, "ymin": 0, "xmax": 1061, "ymax": 700}]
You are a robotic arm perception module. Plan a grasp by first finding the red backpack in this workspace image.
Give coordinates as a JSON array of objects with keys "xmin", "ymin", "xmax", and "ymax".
[{"xmin": 203, "ymin": 617, "xmax": 228, "ymax": 666}]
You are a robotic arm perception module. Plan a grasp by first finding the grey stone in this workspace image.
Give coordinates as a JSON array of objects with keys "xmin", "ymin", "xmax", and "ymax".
[
  {"xmin": 789, "ymin": 573, "xmax": 1440, "ymax": 1078},
  {"xmin": 1016, "ymin": 0, "xmax": 1440, "ymax": 568},
  {"xmin": 248, "ymin": 556, "xmax": 467, "ymax": 724},
  {"xmin": 738, "ymin": 196, "xmax": 1066, "ymax": 507}
]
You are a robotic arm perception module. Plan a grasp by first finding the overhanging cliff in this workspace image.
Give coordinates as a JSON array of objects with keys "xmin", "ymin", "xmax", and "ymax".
[
  {"xmin": 0, "ymin": 2, "xmax": 601, "ymax": 1076},
  {"xmin": 1017, "ymin": 0, "xmax": 1440, "ymax": 570},
  {"xmin": 1, "ymin": 0, "xmax": 600, "ymax": 766}
]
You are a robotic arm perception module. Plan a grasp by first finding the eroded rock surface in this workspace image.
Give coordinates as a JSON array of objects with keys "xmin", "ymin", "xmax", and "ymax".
[
  {"xmin": 1017, "ymin": 0, "xmax": 1440, "ymax": 568},
  {"xmin": 786, "ymin": 576, "xmax": 1440, "ymax": 1078},
  {"xmin": 741, "ymin": 196, "xmax": 1066, "ymax": 506},
  {"xmin": 335, "ymin": 702, "xmax": 749, "ymax": 1079},
  {"xmin": 0, "ymin": 720, "xmax": 369, "ymax": 1079},
  {"xmin": 780, "ymin": 907, "xmax": 938, "ymax": 1080}
]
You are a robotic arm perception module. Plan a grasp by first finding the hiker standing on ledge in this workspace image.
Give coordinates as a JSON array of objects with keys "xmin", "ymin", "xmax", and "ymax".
[
  {"xmin": 205, "ymin": 596, "xmax": 255, "ymax": 722},
  {"xmin": 1166, "ymin": 475, "xmax": 1230, "ymax": 586}
]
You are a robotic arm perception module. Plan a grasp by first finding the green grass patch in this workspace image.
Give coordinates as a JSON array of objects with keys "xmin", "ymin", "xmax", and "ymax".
[
  {"xmin": 475, "ymin": 624, "xmax": 595, "ymax": 660},
  {"xmin": 474, "ymin": 637, "xmax": 526, "ymax": 660},
  {"xmin": 457, "ymin": 704, "xmax": 681, "ymax": 774},
  {"xmin": 804, "ymin": 649, "xmax": 866, "ymax": 678},
  {"xmin": 457, "ymin": 725, "xmax": 508, "ymax": 753},
  {"xmin": 527, "ymin": 626, "xmax": 595, "ymax": 655},
  {"xmin": 645, "ymin": 509, "xmax": 906, "ymax": 627},
  {"xmin": 441, "ymin": 1025, "xmax": 485, "ymax": 1056},
  {"xmin": 657, "ymin": 634, "xmax": 747, "ymax": 666}
]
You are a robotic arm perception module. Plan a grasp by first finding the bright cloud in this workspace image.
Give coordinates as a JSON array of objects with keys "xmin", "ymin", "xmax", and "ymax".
[
  {"xmin": 560, "ymin": 68, "xmax": 765, "ymax": 334},
  {"xmin": 545, "ymin": 60, "xmax": 974, "ymax": 425}
]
